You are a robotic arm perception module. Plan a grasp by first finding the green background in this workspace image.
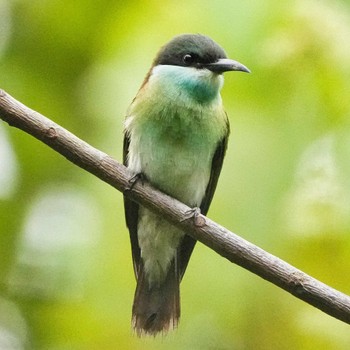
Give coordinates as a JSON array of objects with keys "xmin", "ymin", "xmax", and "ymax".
[{"xmin": 1, "ymin": 0, "xmax": 350, "ymax": 349}]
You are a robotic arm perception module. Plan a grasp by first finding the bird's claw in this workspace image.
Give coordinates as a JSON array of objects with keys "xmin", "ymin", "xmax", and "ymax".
[
  {"xmin": 125, "ymin": 172, "xmax": 145, "ymax": 192},
  {"xmin": 181, "ymin": 207, "xmax": 201, "ymax": 221},
  {"xmin": 180, "ymin": 207, "xmax": 206, "ymax": 226}
]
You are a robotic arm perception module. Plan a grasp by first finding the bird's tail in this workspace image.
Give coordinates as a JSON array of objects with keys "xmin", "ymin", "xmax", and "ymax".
[{"xmin": 132, "ymin": 261, "xmax": 180, "ymax": 336}]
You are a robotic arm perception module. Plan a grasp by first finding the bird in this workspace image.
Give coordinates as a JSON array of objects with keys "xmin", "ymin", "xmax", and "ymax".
[{"xmin": 123, "ymin": 33, "xmax": 249, "ymax": 336}]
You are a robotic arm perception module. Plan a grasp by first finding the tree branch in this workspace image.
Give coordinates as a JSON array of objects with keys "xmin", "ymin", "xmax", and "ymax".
[{"xmin": 1, "ymin": 88, "xmax": 350, "ymax": 324}]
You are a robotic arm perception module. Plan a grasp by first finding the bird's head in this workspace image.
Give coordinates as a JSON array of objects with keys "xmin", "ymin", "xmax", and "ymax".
[{"xmin": 145, "ymin": 34, "xmax": 250, "ymax": 104}]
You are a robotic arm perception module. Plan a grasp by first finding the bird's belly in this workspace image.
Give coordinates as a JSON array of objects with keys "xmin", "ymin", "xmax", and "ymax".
[{"xmin": 138, "ymin": 137, "xmax": 212, "ymax": 207}]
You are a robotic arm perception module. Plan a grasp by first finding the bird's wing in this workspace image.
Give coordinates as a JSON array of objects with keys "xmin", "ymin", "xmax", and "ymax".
[
  {"xmin": 123, "ymin": 133, "xmax": 142, "ymax": 278},
  {"xmin": 179, "ymin": 124, "xmax": 230, "ymax": 278},
  {"xmin": 200, "ymin": 132, "xmax": 229, "ymax": 215}
]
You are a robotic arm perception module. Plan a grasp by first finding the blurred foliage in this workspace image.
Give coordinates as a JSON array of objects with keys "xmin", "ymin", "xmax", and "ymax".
[{"xmin": 1, "ymin": 0, "xmax": 350, "ymax": 349}]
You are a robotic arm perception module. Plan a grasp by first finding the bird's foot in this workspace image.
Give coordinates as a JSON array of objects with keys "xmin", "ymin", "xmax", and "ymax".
[
  {"xmin": 181, "ymin": 207, "xmax": 201, "ymax": 221},
  {"xmin": 125, "ymin": 172, "xmax": 146, "ymax": 192},
  {"xmin": 180, "ymin": 207, "xmax": 206, "ymax": 226}
]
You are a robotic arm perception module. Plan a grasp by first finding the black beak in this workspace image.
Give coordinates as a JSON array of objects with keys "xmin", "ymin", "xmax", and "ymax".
[{"xmin": 203, "ymin": 58, "xmax": 250, "ymax": 74}]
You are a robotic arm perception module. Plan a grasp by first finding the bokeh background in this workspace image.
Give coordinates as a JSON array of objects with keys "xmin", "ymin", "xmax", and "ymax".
[{"xmin": 1, "ymin": 0, "xmax": 350, "ymax": 349}]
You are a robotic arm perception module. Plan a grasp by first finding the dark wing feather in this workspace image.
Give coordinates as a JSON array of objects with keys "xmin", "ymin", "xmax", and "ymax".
[
  {"xmin": 123, "ymin": 133, "xmax": 141, "ymax": 278},
  {"xmin": 179, "ymin": 125, "xmax": 230, "ymax": 278},
  {"xmin": 200, "ymin": 134, "xmax": 229, "ymax": 215}
]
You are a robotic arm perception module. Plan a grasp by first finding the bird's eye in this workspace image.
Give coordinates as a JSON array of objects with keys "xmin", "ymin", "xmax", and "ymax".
[{"xmin": 183, "ymin": 54, "xmax": 194, "ymax": 65}]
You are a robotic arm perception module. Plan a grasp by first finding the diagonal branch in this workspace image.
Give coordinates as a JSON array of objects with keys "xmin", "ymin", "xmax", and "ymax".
[{"xmin": 1, "ymin": 89, "xmax": 350, "ymax": 324}]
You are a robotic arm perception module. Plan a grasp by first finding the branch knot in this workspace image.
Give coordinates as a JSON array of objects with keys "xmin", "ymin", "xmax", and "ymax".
[
  {"xmin": 288, "ymin": 271, "xmax": 307, "ymax": 296},
  {"xmin": 46, "ymin": 127, "xmax": 58, "ymax": 139}
]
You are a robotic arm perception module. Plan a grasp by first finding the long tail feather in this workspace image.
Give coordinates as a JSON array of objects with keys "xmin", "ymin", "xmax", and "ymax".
[{"xmin": 132, "ymin": 262, "xmax": 180, "ymax": 336}]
